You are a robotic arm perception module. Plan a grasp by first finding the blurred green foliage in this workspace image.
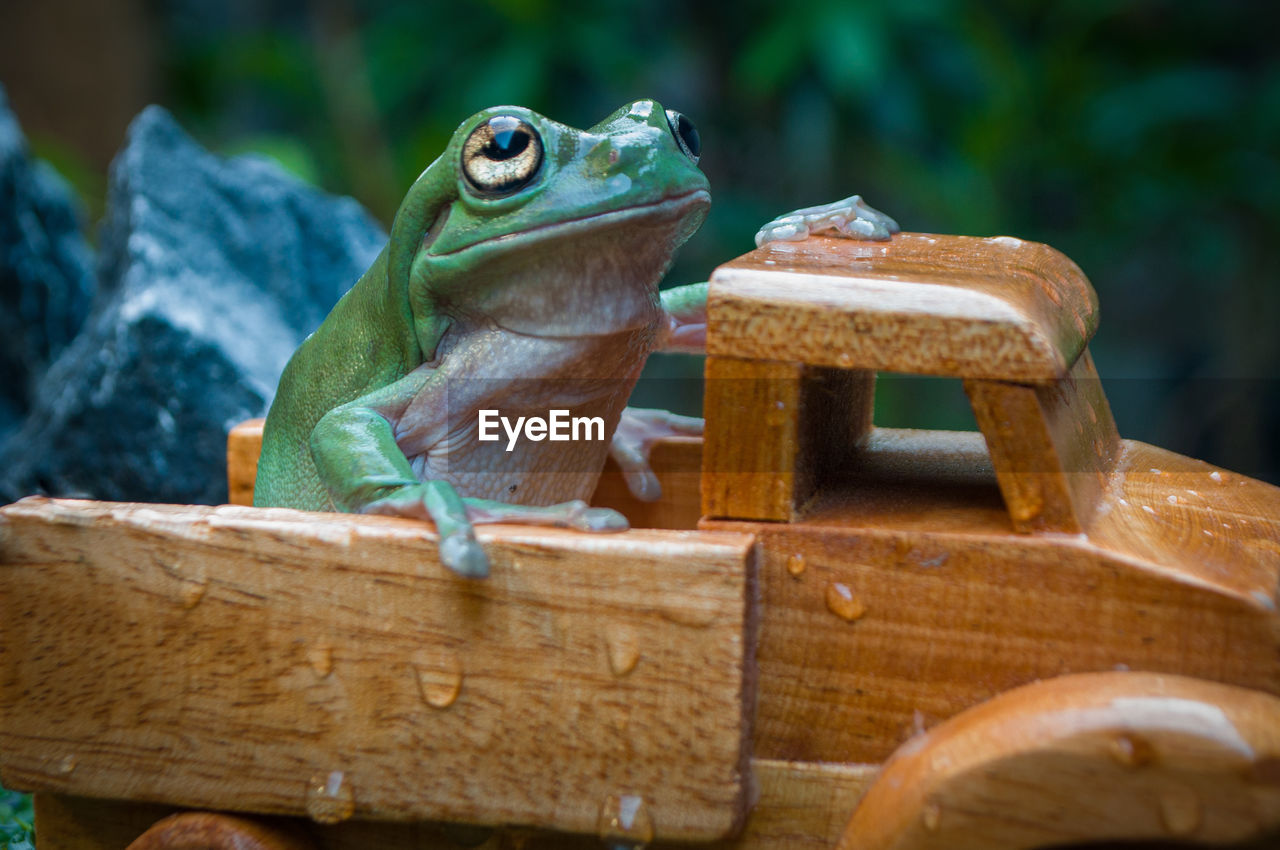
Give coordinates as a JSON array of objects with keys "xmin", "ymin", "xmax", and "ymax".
[
  {"xmin": 21, "ymin": 0, "xmax": 1280, "ymax": 476},
  {"xmin": 149, "ymin": 0, "xmax": 1280, "ymax": 478}
]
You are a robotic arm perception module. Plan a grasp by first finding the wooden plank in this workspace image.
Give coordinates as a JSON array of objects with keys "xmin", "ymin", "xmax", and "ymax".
[
  {"xmin": 0, "ymin": 498, "xmax": 757, "ymax": 842},
  {"xmin": 708, "ymin": 760, "xmax": 876, "ymax": 850},
  {"xmin": 839, "ymin": 673, "xmax": 1280, "ymax": 850},
  {"xmin": 323, "ymin": 759, "xmax": 877, "ymax": 850},
  {"xmin": 227, "ymin": 417, "xmax": 264, "ymax": 506},
  {"xmin": 31, "ymin": 760, "xmax": 877, "ymax": 850},
  {"xmin": 708, "ymin": 233, "xmax": 1098, "ymax": 382},
  {"xmin": 702, "ymin": 357, "xmax": 874, "ymax": 522},
  {"xmin": 965, "ymin": 350, "xmax": 1121, "ymax": 532},
  {"xmin": 703, "ymin": 505, "xmax": 1280, "ymax": 766}
]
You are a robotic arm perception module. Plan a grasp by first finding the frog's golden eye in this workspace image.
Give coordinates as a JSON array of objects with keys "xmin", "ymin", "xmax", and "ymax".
[
  {"xmin": 461, "ymin": 115, "xmax": 543, "ymax": 196},
  {"xmin": 665, "ymin": 109, "xmax": 701, "ymax": 164}
]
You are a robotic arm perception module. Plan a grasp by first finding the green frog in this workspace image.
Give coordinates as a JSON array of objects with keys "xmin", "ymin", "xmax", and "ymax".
[{"xmin": 255, "ymin": 99, "xmax": 897, "ymax": 578}]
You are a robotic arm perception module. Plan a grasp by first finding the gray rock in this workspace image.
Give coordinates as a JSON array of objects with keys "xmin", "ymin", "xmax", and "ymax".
[
  {"xmin": 0, "ymin": 105, "xmax": 385, "ymax": 505},
  {"xmin": 0, "ymin": 84, "xmax": 95, "ymax": 440}
]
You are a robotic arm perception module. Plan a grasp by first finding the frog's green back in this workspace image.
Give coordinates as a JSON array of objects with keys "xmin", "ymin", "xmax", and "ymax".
[{"xmin": 254, "ymin": 247, "xmax": 420, "ymax": 509}]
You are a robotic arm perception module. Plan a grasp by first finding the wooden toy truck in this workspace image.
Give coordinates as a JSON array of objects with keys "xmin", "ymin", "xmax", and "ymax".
[{"xmin": 3, "ymin": 233, "xmax": 1279, "ymax": 850}]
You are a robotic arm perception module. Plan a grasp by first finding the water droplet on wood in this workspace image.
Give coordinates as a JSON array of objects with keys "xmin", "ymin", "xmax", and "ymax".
[
  {"xmin": 1109, "ymin": 733, "xmax": 1154, "ymax": 767},
  {"xmin": 308, "ymin": 642, "xmax": 333, "ymax": 678},
  {"xmin": 305, "ymin": 770, "xmax": 355, "ymax": 824},
  {"xmin": 598, "ymin": 793, "xmax": 654, "ymax": 847},
  {"xmin": 604, "ymin": 624, "xmax": 640, "ymax": 677},
  {"xmin": 922, "ymin": 801, "xmax": 941, "ymax": 831},
  {"xmin": 659, "ymin": 598, "xmax": 719, "ymax": 627},
  {"xmin": 825, "ymin": 582, "xmax": 866, "ymax": 621},
  {"xmin": 416, "ymin": 654, "xmax": 463, "ymax": 708},
  {"xmin": 786, "ymin": 553, "xmax": 806, "ymax": 577},
  {"xmin": 178, "ymin": 579, "xmax": 207, "ymax": 609},
  {"xmin": 55, "ymin": 755, "xmax": 77, "ymax": 776}
]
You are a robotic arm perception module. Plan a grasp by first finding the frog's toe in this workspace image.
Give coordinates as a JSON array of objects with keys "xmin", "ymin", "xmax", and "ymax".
[
  {"xmin": 569, "ymin": 504, "xmax": 630, "ymax": 533},
  {"xmin": 836, "ymin": 215, "xmax": 894, "ymax": 240},
  {"xmin": 623, "ymin": 468, "xmax": 662, "ymax": 502},
  {"xmin": 842, "ymin": 197, "xmax": 900, "ymax": 240},
  {"xmin": 440, "ymin": 533, "xmax": 489, "ymax": 579},
  {"xmin": 754, "ymin": 219, "xmax": 809, "ymax": 247}
]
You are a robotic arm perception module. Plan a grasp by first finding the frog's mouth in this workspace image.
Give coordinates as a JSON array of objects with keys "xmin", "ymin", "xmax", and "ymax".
[
  {"xmin": 435, "ymin": 189, "xmax": 711, "ymax": 339},
  {"xmin": 433, "ymin": 188, "xmax": 711, "ymax": 257}
]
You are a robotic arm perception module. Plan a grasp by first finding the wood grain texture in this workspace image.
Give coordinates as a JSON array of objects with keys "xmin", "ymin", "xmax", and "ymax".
[
  {"xmin": 702, "ymin": 358, "xmax": 806, "ymax": 522},
  {"xmin": 839, "ymin": 672, "xmax": 1280, "ymax": 850},
  {"xmin": 966, "ymin": 350, "xmax": 1121, "ymax": 532},
  {"xmin": 702, "ymin": 357, "xmax": 874, "ymax": 522},
  {"xmin": 0, "ymin": 497, "xmax": 757, "ymax": 841},
  {"xmin": 708, "ymin": 233, "xmax": 1098, "ymax": 382},
  {"xmin": 227, "ymin": 418, "xmax": 265, "ymax": 506},
  {"xmin": 30, "ymin": 760, "xmax": 877, "ymax": 850},
  {"xmin": 319, "ymin": 759, "xmax": 877, "ymax": 850},
  {"xmin": 702, "ymin": 432, "xmax": 1280, "ymax": 765},
  {"xmin": 584, "ymin": 437, "xmax": 704, "ymax": 531}
]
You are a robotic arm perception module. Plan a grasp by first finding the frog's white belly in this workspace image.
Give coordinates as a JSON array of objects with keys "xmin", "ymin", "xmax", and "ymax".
[{"xmin": 391, "ymin": 323, "xmax": 654, "ymax": 505}]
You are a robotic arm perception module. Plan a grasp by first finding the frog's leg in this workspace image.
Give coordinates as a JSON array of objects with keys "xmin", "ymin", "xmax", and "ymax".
[
  {"xmin": 754, "ymin": 194, "xmax": 899, "ymax": 246},
  {"xmin": 309, "ymin": 381, "xmax": 489, "ymax": 577},
  {"xmin": 310, "ymin": 372, "xmax": 627, "ymax": 579},
  {"xmin": 612, "ymin": 282, "xmax": 710, "ymax": 503},
  {"xmin": 660, "ymin": 281, "xmax": 707, "ymax": 353},
  {"xmin": 609, "ymin": 407, "xmax": 704, "ymax": 501}
]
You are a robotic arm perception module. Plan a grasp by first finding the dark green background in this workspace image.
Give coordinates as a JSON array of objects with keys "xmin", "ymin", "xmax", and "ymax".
[{"xmin": 2, "ymin": 0, "xmax": 1276, "ymax": 483}]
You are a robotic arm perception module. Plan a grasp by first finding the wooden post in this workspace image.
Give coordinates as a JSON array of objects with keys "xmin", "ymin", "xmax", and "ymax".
[
  {"xmin": 965, "ymin": 350, "xmax": 1122, "ymax": 532},
  {"xmin": 702, "ymin": 358, "xmax": 873, "ymax": 522}
]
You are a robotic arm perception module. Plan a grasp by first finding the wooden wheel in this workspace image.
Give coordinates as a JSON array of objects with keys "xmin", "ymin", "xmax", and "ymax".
[
  {"xmin": 126, "ymin": 812, "xmax": 316, "ymax": 850},
  {"xmin": 837, "ymin": 672, "xmax": 1280, "ymax": 850}
]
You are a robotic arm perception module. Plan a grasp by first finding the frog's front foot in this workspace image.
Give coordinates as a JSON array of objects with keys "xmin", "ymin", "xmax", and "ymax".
[
  {"xmin": 754, "ymin": 194, "xmax": 900, "ymax": 246},
  {"xmin": 611, "ymin": 407, "xmax": 705, "ymax": 502},
  {"xmin": 362, "ymin": 480, "xmax": 491, "ymax": 578}
]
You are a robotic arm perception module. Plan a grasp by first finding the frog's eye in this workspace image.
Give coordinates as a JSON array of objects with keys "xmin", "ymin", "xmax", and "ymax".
[
  {"xmin": 461, "ymin": 115, "xmax": 544, "ymax": 196},
  {"xmin": 665, "ymin": 109, "xmax": 701, "ymax": 164}
]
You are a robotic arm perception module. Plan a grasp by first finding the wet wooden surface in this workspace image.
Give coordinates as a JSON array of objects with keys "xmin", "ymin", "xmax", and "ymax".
[
  {"xmin": 839, "ymin": 672, "xmax": 1280, "ymax": 850},
  {"xmin": 701, "ymin": 426, "xmax": 1280, "ymax": 766},
  {"xmin": 33, "ymin": 759, "xmax": 878, "ymax": 850},
  {"xmin": 708, "ymin": 233, "xmax": 1098, "ymax": 382},
  {"xmin": 0, "ymin": 497, "xmax": 756, "ymax": 842}
]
